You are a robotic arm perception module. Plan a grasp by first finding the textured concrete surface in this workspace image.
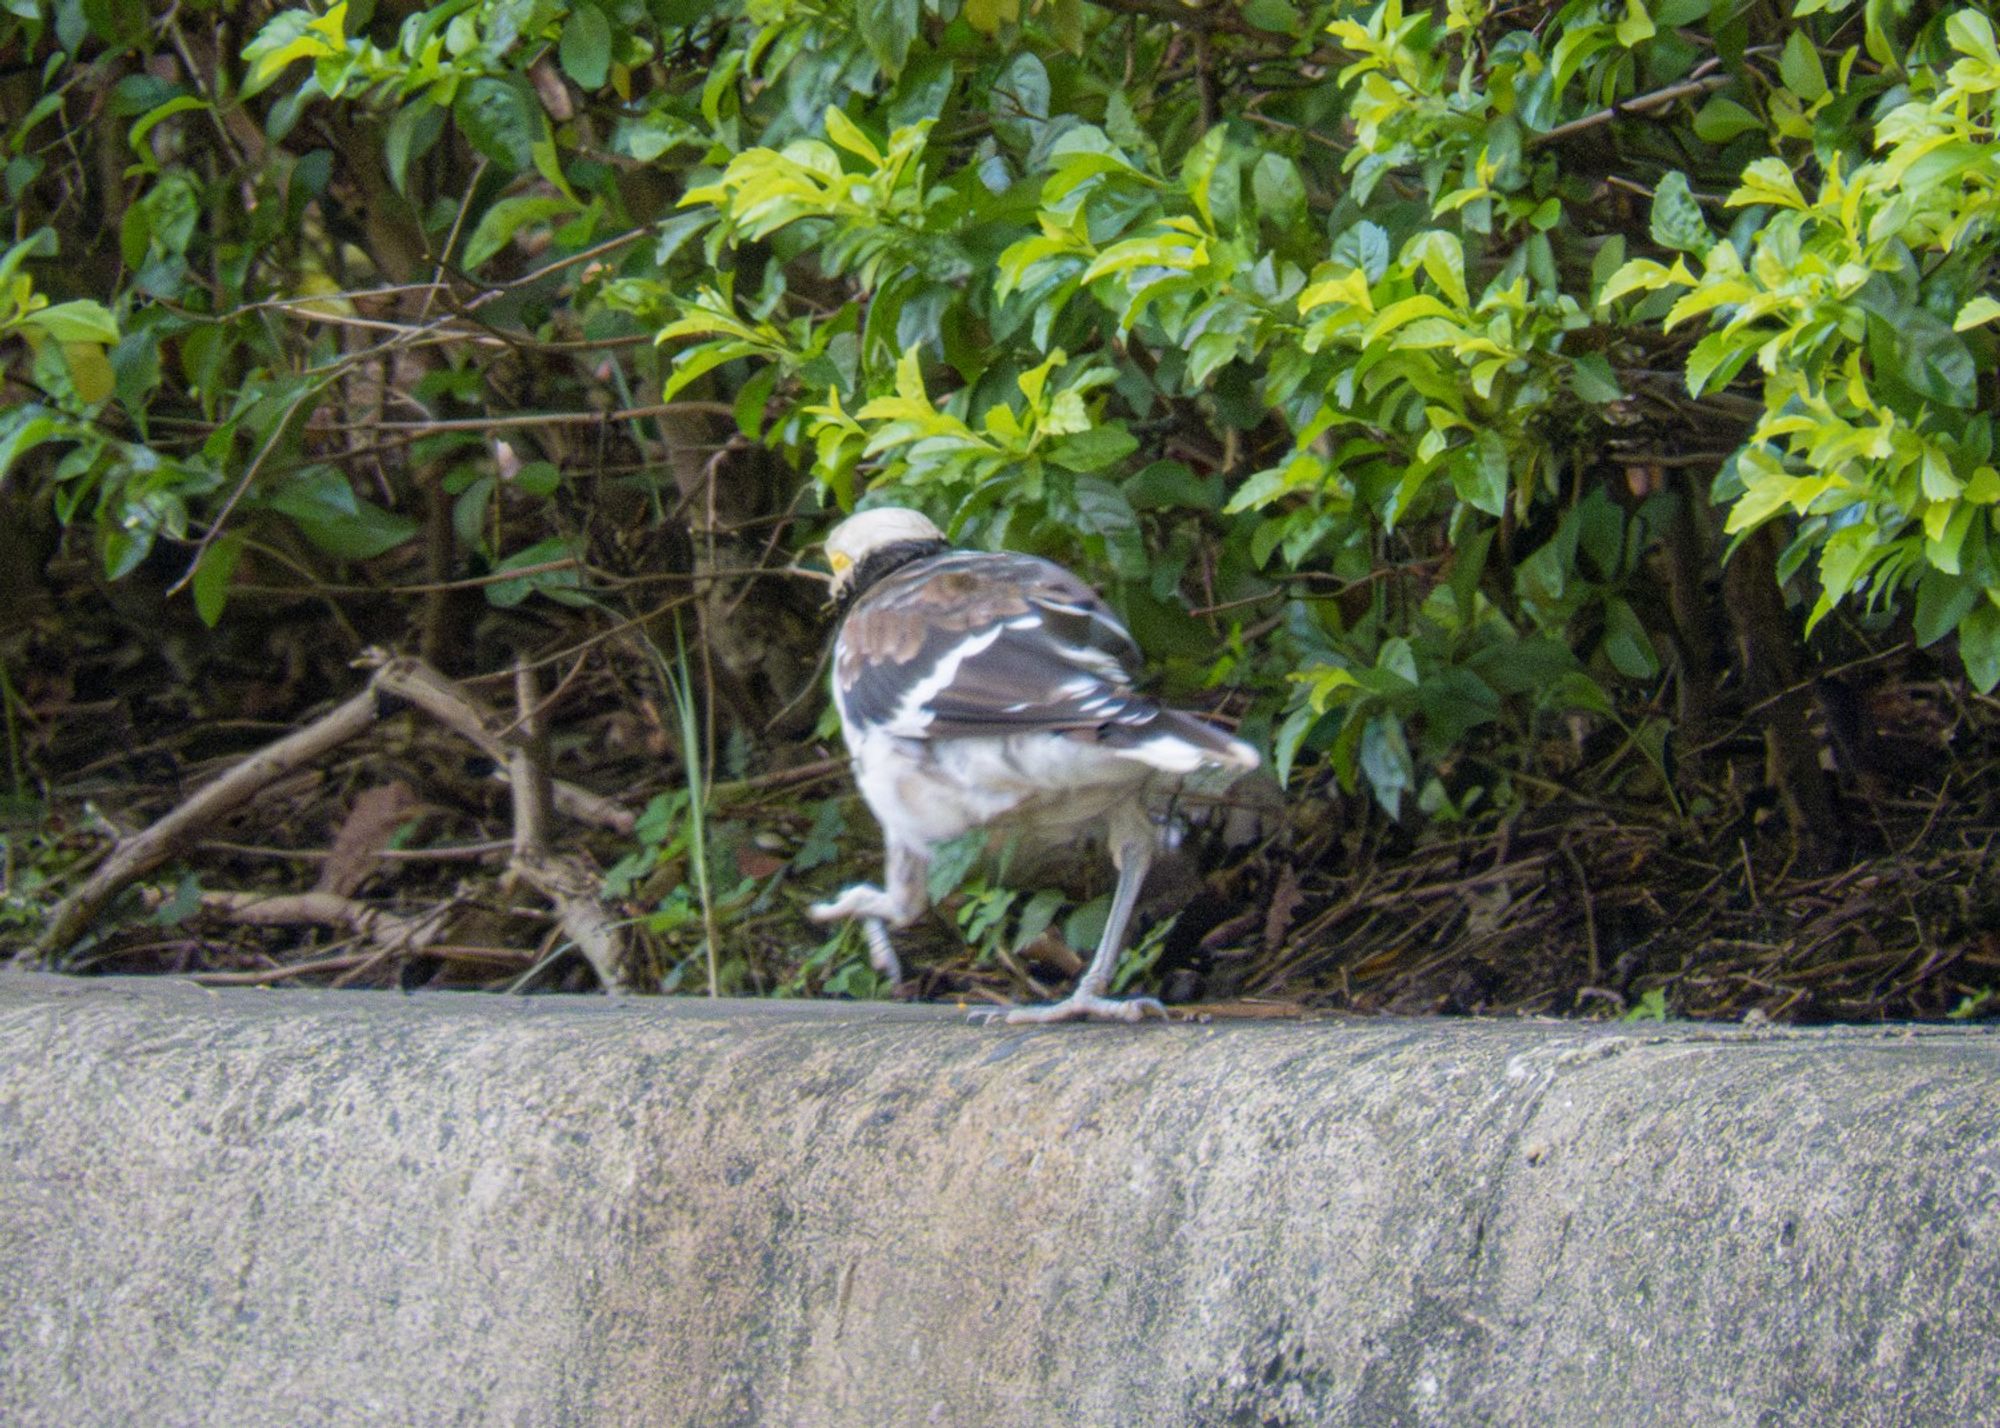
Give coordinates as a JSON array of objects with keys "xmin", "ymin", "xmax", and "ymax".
[{"xmin": 2, "ymin": 973, "xmax": 1998, "ymax": 1427}]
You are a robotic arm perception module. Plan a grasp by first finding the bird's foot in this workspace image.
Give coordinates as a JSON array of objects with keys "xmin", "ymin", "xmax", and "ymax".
[
  {"xmin": 861, "ymin": 918, "xmax": 902, "ymax": 987},
  {"xmin": 808, "ymin": 883, "xmax": 896, "ymax": 924},
  {"xmin": 969, "ymin": 993, "xmax": 1169, "ymax": 1026}
]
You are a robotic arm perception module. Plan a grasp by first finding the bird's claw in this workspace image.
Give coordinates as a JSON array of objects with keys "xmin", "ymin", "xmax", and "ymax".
[
  {"xmin": 968, "ymin": 993, "xmax": 1169, "ymax": 1025},
  {"xmin": 861, "ymin": 917, "xmax": 902, "ymax": 987}
]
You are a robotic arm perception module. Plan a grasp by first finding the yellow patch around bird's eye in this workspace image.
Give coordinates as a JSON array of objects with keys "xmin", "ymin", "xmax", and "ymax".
[{"xmin": 828, "ymin": 551, "xmax": 853, "ymax": 574}]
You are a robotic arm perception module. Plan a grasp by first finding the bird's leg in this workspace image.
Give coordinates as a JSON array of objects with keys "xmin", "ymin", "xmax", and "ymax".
[
  {"xmin": 809, "ymin": 839, "xmax": 929, "ymax": 986},
  {"xmin": 995, "ymin": 815, "xmax": 1165, "ymax": 1025}
]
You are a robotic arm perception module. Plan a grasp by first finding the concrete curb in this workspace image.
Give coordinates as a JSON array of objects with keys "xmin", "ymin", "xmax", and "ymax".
[{"xmin": 2, "ymin": 973, "xmax": 1996, "ymax": 1426}]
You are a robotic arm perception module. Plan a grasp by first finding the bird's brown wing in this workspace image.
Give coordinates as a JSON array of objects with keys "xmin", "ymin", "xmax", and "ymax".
[{"xmin": 834, "ymin": 551, "xmax": 1150, "ymax": 739}]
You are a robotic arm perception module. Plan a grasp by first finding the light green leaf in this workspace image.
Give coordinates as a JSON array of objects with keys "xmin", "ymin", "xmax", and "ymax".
[
  {"xmin": 1779, "ymin": 30, "xmax": 1827, "ymax": 102},
  {"xmin": 1402, "ymin": 231, "xmax": 1468, "ymax": 308},
  {"xmin": 1728, "ymin": 158, "xmax": 1806, "ymax": 209},
  {"xmin": 1615, "ymin": 0, "xmax": 1655, "ymax": 48},
  {"xmin": 27, "ymin": 299, "xmax": 120, "ymax": 344},
  {"xmin": 1649, "ymin": 171, "xmax": 1709, "ymax": 252},
  {"xmin": 1693, "ymin": 96, "xmax": 1762, "ymax": 144},
  {"xmin": 1953, "ymin": 295, "xmax": 2000, "ymax": 331},
  {"xmin": 559, "ymin": 3, "xmax": 612, "ymax": 90}
]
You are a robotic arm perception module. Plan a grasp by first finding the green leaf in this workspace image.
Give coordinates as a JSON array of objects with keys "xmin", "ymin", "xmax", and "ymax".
[
  {"xmin": 1914, "ymin": 571, "xmax": 1980, "ymax": 648},
  {"xmin": 963, "ymin": 0, "xmax": 1020, "ymax": 33},
  {"xmin": 1684, "ymin": 329, "xmax": 1755, "ymax": 394},
  {"xmin": 27, "ymin": 299, "xmax": 120, "ymax": 344},
  {"xmin": 242, "ymin": 3, "xmax": 347, "ymax": 97},
  {"xmin": 1648, "ymin": 171, "xmax": 1709, "ymax": 252},
  {"xmin": 1779, "ymin": 30, "xmax": 1827, "ymax": 102},
  {"xmin": 1358, "ymin": 714, "xmax": 1414, "ymax": 819},
  {"xmin": 463, "ymin": 195, "xmax": 576, "ymax": 271},
  {"xmin": 454, "ymin": 78, "xmax": 537, "ymax": 171},
  {"xmin": 192, "ymin": 531, "xmax": 246, "ymax": 627},
  {"xmin": 60, "ymin": 341, "xmax": 114, "ymax": 404},
  {"xmin": 857, "ymin": 0, "xmax": 918, "ymax": 76},
  {"xmin": 1956, "ymin": 295, "xmax": 2000, "ymax": 332},
  {"xmin": 1047, "ymin": 424, "xmax": 1139, "ymax": 472},
  {"xmin": 1692, "ymin": 96, "xmax": 1762, "ymax": 144},
  {"xmin": 1615, "ymin": 0, "xmax": 1655, "ymax": 48},
  {"xmin": 1959, "ymin": 601, "xmax": 2000, "ymax": 693},
  {"xmin": 1601, "ymin": 597, "xmax": 1660, "ymax": 678},
  {"xmin": 125, "ymin": 96, "xmax": 211, "ymax": 176},
  {"xmin": 1252, "ymin": 153, "xmax": 1305, "ymax": 232},
  {"xmin": 385, "ymin": 100, "xmax": 445, "ymax": 196},
  {"xmin": 512, "ymin": 460, "xmax": 560, "ymax": 497},
  {"xmin": 1728, "ymin": 157, "xmax": 1806, "ymax": 209},
  {"xmin": 926, "ymin": 830, "xmax": 984, "ymax": 901},
  {"xmin": 485, "ymin": 537, "xmax": 591, "ymax": 608},
  {"xmin": 1013, "ymin": 887, "xmax": 1065, "ymax": 951},
  {"xmin": 559, "ymin": 3, "xmax": 612, "ymax": 90},
  {"xmin": 1947, "ymin": 8, "xmax": 1999, "ymax": 63},
  {"xmin": 1569, "ymin": 352, "xmax": 1624, "ymax": 403},
  {"xmin": 264, "ymin": 467, "xmax": 420, "ymax": 560},
  {"xmin": 1403, "ymin": 230, "xmax": 1468, "ymax": 308},
  {"xmin": 1869, "ymin": 309, "xmax": 1977, "ymax": 410},
  {"xmin": 0, "ymin": 405, "xmax": 71, "ymax": 480},
  {"xmin": 1125, "ymin": 461, "xmax": 1218, "ymax": 511}
]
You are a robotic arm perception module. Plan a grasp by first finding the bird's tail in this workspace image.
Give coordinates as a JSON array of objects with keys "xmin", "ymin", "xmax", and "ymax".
[{"xmin": 1103, "ymin": 707, "xmax": 1259, "ymax": 774}]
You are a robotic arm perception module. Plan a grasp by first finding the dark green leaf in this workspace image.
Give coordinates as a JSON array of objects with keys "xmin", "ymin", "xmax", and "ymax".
[
  {"xmin": 1915, "ymin": 570, "xmax": 1980, "ymax": 647},
  {"xmin": 1358, "ymin": 713, "xmax": 1414, "ymax": 819},
  {"xmin": 385, "ymin": 100, "xmax": 445, "ymax": 196},
  {"xmin": 1868, "ymin": 309, "xmax": 1977, "ymax": 410},
  {"xmin": 264, "ymin": 468, "xmax": 420, "ymax": 560},
  {"xmin": 486, "ymin": 537, "xmax": 591, "ymax": 608},
  {"xmin": 1959, "ymin": 601, "xmax": 2000, "ymax": 693},
  {"xmin": 1601, "ymin": 597, "xmax": 1660, "ymax": 678},
  {"xmin": 454, "ymin": 78, "xmax": 537, "ymax": 172},
  {"xmin": 1570, "ymin": 352, "xmax": 1624, "ymax": 403},
  {"xmin": 463, "ymin": 195, "xmax": 576, "ymax": 271},
  {"xmin": 1125, "ymin": 460, "xmax": 1219, "ymax": 511}
]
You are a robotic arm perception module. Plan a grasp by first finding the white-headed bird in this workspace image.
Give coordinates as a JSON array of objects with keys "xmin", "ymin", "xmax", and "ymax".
[{"xmin": 809, "ymin": 507, "xmax": 1259, "ymax": 1023}]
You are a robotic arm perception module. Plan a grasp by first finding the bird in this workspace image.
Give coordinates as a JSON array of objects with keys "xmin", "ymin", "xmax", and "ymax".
[{"xmin": 808, "ymin": 506, "xmax": 1259, "ymax": 1023}]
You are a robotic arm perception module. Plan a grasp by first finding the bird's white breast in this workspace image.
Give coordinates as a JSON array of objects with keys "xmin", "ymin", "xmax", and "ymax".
[{"xmin": 846, "ymin": 725, "xmax": 1153, "ymax": 851}]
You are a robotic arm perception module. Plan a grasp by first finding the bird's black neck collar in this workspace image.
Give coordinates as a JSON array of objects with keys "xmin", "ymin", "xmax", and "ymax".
[{"xmin": 837, "ymin": 537, "xmax": 951, "ymax": 612}]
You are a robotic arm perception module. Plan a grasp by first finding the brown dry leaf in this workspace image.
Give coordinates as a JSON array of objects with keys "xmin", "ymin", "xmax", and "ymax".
[
  {"xmin": 1263, "ymin": 863, "xmax": 1304, "ymax": 951},
  {"xmin": 315, "ymin": 781, "xmax": 419, "ymax": 897},
  {"xmin": 736, "ymin": 846, "xmax": 786, "ymax": 880},
  {"xmin": 1017, "ymin": 929, "xmax": 1084, "ymax": 975}
]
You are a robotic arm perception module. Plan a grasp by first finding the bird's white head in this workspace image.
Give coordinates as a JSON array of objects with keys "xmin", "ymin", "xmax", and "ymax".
[{"xmin": 824, "ymin": 506, "xmax": 946, "ymax": 599}]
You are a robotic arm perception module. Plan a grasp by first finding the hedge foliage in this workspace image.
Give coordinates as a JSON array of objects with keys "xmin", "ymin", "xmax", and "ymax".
[{"xmin": 2, "ymin": 0, "xmax": 1996, "ymax": 825}]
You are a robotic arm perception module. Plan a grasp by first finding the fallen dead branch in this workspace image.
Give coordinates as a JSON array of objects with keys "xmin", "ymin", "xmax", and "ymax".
[{"xmin": 26, "ymin": 651, "xmax": 646, "ymax": 990}]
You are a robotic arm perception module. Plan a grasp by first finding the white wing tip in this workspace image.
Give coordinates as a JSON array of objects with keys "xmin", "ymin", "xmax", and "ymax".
[{"xmin": 1118, "ymin": 731, "xmax": 1260, "ymax": 774}]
